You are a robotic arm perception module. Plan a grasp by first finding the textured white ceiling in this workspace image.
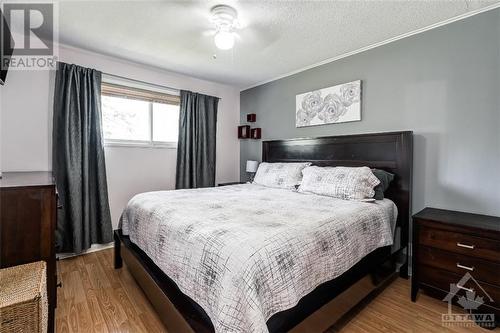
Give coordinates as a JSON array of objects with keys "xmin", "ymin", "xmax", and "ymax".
[{"xmin": 50, "ymin": 0, "xmax": 500, "ymax": 89}]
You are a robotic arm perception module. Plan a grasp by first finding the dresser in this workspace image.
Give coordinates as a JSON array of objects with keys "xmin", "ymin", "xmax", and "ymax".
[
  {"xmin": 412, "ymin": 208, "xmax": 500, "ymax": 327},
  {"xmin": 0, "ymin": 172, "xmax": 57, "ymax": 332}
]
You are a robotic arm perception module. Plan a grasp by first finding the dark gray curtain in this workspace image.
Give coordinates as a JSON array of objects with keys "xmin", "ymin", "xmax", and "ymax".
[
  {"xmin": 52, "ymin": 62, "xmax": 112, "ymax": 254},
  {"xmin": 176, "ymin": 90, "xmax": 219, "ymax": 189}
]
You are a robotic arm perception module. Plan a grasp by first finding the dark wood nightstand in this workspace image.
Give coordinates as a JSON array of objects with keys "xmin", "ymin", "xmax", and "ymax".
[
  {"xmin": 217, "ymin": 181, "xmax": 246, "ymax": 187},
  {"xmin": 412, "ymin": 208, "xmax": 500, "ymax": 328}
]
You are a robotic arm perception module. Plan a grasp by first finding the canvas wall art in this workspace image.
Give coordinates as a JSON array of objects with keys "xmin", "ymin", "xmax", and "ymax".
[{"xmin": 296, "ymin": 80, "xmax": 361, "ymax": 127}]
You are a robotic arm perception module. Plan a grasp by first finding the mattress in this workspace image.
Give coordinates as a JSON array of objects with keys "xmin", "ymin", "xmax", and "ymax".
[{"xmin": 120, "ymin": 183, "xmax": 397, "ymax": 333}]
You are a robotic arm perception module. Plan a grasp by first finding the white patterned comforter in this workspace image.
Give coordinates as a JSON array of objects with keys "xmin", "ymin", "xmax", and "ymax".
[{"xmin": 120, "ymin": 184, "xmax": 397, "ymax": 333}]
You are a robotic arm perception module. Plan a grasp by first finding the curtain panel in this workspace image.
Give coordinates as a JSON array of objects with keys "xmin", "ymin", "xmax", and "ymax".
[
  {"xmin": 52, "ymin": 62, "xmax": 113, "ymax": 254},
  {"xmin": 176, "ymin": 90, "xmax": 219, "ymax": 189}
]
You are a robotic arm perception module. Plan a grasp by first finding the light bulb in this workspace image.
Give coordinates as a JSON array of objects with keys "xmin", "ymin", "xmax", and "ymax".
[{"xmin": 214, "ymin": 31, "xmax": 235, "ymax": 50}]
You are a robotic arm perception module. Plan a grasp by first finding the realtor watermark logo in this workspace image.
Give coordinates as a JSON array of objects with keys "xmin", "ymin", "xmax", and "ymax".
[
  {"xmin": 1, "ymin": 1, "xmax": 58, "ymax": 71},
  {"xmin": 442, "ymin": 272, "xmax": 495, "ymax": 328}
]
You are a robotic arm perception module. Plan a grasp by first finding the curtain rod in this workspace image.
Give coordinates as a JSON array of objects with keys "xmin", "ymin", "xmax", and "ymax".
[{"xmin": 101, "ymin": 71, "xmax": 180, "ymax": 94}]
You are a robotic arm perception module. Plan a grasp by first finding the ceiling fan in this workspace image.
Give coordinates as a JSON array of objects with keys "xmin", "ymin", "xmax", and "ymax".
[{"xmin": 209, "ymin": 4, "xmax": 240, "ymax": 50}]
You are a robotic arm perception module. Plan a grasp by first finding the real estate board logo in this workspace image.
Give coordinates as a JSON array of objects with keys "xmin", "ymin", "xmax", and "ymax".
[
  {"xmin": 441, "ymin": 272, "xmax": 495, "ymax": 328},
  {"xmin": 1, "ymin": 1, "xmax": 58, "ymax": 71}
]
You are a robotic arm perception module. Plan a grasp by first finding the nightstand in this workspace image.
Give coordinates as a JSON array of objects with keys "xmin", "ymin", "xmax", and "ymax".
[
  {"xmin": 217, "ymin": 181, "xmax": 246, "ymax": 187},
  {"xmin": 412, "ymin": 208, "xmax": 500, "ymax": 328}
]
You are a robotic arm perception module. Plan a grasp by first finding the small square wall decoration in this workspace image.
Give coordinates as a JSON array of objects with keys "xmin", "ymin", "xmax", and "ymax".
[
  {"xmin": 250, "ymin": 128, "xmax": 261, "ymax": 139},
  {"xmin": 296, "ymin": 80, "xmax": 361, "ymax": 127},
  {"xmin": 238, "ymin": 125, "xmax": 251, "ymax": 139}
]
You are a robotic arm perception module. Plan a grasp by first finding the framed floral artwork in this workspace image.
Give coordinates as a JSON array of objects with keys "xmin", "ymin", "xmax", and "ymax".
[{"xmin": 296, "ymin": 80, "xmax": 361, "ymax": 127}]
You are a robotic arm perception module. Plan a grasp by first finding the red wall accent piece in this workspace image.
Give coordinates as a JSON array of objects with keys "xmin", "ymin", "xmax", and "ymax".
[
  {"xmin": 238, "ymin": 125, "xmax": 251, "ymax": 139},
  {"xmin": 247, "ymin": 113, "xmax": 256, "ymax": 122},
  {"xmin": 251, "ymin": 128, "xmax": 261, "ymax": 139}
]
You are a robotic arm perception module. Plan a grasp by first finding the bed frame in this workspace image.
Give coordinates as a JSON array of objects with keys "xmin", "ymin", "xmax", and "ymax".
[{"xmin": 114, "ymin": 131, "xmax": 413, "ymax": 332}]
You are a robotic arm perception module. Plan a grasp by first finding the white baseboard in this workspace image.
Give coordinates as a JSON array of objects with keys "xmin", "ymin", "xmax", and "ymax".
[{"xmin": 57, "ymin": 242, "xmax": 114, "ymax": 260}]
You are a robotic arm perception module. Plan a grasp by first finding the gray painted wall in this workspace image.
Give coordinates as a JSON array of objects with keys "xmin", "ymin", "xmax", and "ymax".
[{"xmin": 240, "ymin": 9, "xmax": 500, "ymax": 216}]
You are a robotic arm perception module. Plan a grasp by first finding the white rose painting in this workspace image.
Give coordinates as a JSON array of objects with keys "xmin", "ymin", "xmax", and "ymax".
[{"xmin": 296, "ymin": 80, "xmax": 361, "ymax": 127}]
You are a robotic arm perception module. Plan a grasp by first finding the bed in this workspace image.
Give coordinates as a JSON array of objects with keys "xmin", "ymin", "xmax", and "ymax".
[{"xmin": 114, "ymin": 131, "xmax": 413, "ymax": 333}]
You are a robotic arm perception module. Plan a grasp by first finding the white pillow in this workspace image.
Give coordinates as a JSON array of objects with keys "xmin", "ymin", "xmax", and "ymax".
[
  {"xmin": 298, "ymin": 166, "xmax": 380, "ymax": 200},
  {"xmin": 253, "ymin": 162, "xmax": 311, "ymax": 190}
]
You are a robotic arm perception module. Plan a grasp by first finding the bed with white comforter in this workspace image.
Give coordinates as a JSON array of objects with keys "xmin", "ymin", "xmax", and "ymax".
[{"xmin": 120, "ymin": 183, "xmax": 397, "ymax": 333}]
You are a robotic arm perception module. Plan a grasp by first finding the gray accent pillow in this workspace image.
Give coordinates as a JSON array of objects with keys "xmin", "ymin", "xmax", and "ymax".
[
  {"xmin": 298, "ymin": 166, "xmax": 380, "ymax": 200},
  {"xmin": 371, "ymin": 169, "xmax": 395, "ymax": 200},
  {"xmin": 253, "ymin": 162, "xmax": 312, "ymax": 190}
]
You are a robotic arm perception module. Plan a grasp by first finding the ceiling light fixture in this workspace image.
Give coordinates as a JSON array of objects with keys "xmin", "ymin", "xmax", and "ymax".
[{"xmin": 211, "ymin": 5, "xmax": 238, "ymax": 50}]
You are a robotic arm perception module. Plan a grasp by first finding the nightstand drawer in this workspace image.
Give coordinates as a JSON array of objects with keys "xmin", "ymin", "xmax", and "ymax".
[
  {"xmin": 419, "ymin": 226, "xmax": 500, "ymax": 263},
  {"xmin": 418, "ymin": 246, "xmax": 500, "ymax": 286},
  {"xmin": 419, "ymin": 265, "xmax": 500, "ymax": 307}
]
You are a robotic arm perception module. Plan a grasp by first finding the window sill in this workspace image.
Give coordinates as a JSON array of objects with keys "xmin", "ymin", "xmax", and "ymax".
[{"xmin": 104, "ymin": 141, "xmax": 177, "ymax": 149}]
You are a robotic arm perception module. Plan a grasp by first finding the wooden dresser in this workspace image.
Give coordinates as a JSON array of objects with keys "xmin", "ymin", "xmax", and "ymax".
[
  {"xmin": 0, "ymin": 172, "xmax": 57, "ymax": 332},
  {"xmin": 412, "ymin": 208, "xmax": 500, "ymax": 327}
]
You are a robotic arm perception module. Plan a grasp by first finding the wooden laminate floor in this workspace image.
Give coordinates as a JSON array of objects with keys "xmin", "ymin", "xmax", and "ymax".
[{"xmin": 56, "ymin": 249, "xmax": 498, "ymax": 333}]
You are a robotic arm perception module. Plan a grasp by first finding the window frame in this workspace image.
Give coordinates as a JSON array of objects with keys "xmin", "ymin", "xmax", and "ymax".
[{"xmin": 101, "ymin": 77, "xmax": 180, "ymax": 149}]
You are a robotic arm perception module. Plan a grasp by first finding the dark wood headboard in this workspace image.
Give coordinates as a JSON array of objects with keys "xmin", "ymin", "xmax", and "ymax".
[{"xmin": 262, "ymin": 131, "xmax": 413, "ymax": 270}]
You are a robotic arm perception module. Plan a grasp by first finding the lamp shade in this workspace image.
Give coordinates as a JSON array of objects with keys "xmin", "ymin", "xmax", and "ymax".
[{"xmin": 246, "ymin": 160, "xmax": 259, "ymax": 173}]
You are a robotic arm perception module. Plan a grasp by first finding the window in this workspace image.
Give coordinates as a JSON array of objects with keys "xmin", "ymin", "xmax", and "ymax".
[{"xmin": 101, "ymin": 80, "xmax": 180, "ymax": 147}]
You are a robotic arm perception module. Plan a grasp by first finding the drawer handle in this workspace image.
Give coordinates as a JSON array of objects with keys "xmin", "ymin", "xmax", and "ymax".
[
  {"xmin": 456, "ymin": 242, "xmax": 475, "ymax": 249},
  {"xmin": 456, "ymin": 263, "xmax": 474, "ymax": 271},
  {"xmin": 456, "ymin": 284, "xmax": 474, "ymax": 293}
]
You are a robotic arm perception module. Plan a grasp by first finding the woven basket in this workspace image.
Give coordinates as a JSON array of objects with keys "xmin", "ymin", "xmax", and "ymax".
[{"xmin": 0, "ymin": 261, "xmax": 48, "ymax": 333}]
